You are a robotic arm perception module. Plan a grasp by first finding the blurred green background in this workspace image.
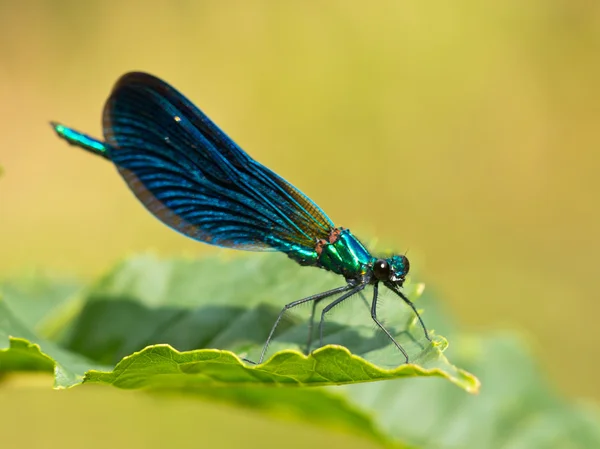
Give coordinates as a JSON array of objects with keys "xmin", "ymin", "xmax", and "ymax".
[{"xmin": 1, "ymin": 0, "xmax": 599, "ymax": 410}]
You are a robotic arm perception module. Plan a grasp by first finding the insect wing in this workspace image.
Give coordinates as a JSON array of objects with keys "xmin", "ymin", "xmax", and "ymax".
[{"xmin": 103, "ymin": 72, "xmax": 334, "ymax": 251}]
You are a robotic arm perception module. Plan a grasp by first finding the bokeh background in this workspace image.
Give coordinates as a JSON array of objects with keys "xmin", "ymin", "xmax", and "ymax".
[{"xmin": 1, "ymin": 0, "xmax": 599, "ymax": 408}]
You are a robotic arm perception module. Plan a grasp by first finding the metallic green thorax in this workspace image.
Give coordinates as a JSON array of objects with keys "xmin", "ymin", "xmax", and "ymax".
[
  {"xmin": 317, "ymin": 229, "xmax": 373, "ymax": 278},
  {"xmin": 285, "ymin": 229, "xmax": 373, "ymax": 278}
]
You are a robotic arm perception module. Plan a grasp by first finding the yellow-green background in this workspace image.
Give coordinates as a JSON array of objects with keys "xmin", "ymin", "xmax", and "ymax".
[{"xmin": 1, "ymin": 0, "xmax": 598, "ymax": 411}]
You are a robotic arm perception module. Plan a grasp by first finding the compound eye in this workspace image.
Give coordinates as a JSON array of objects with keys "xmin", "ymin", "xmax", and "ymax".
[
  {"xmin": 373, "ymin": 259, "xmax": 391, "ymax": 280},
  {"xmin": 400, "ymin": 255, "xmax": 410, "ymax": 275}
]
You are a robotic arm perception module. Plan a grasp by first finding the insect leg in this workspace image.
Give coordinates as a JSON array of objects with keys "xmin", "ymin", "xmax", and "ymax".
[
  {"xmin": 318, "ymin": 283, "xmax": 367, "ymax": 348},
  {"xmin": 371, "ymin": 283, "xmax": 410, "ymax": 363},
  {"xmin": 306, "ymin": 287, "xmax": 371, "ymax": 352},
  {"xmin": 258, "ymin": 284, "xmax": 353, "ymax": 364},
  {"xmin": 385, "ymin": 282, "xmax": 431, "ymax": 341},
  {"xmin": 305, "ymin": 299, "xmax": 322, "ymax": 354}
]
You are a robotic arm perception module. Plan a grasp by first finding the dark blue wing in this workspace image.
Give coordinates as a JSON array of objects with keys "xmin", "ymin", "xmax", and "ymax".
[{"xmin": 102, "ymin": 72, "xmax": 334, "ymax": 252}]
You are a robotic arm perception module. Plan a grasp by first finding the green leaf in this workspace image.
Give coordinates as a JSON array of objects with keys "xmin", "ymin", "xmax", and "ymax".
[
  {"xmin": 0, "ymin": 298, "xmax": 109, "ymax": 387},
  {"xmin": 1, "ymin": 255, "xmax": 598, "ymax": 448},
  {"xmin": 339, "ymin": 331, "xmax": 600, "ymax": 448},
  {"xmin": 0, "ymin": 255, "xmax": 477, "ymax": 391},
  {"xmin": 83, "ymin": 343, "xmax": 476, "ymax": 391},
  {"xmin": 55, "ymin": 254, "xmax": 477, "ymax": 392},
  {"xmin": 0, "ymin": 336, "xmax": 54, "ymax": 373},
  {"xmin": 1, "ymin": 273, "xmax": 81, "ymax": 331}
]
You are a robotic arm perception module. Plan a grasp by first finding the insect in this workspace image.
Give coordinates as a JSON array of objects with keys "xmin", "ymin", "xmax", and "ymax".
[{"xmin": 51, "ymin": 72, "xmax": 431, "ymax": 364}]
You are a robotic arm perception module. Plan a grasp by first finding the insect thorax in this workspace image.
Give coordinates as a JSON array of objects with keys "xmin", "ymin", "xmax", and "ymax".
[{"xmin": 315, "ymin": 228, "xmax": 373, "ymax": 278}]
